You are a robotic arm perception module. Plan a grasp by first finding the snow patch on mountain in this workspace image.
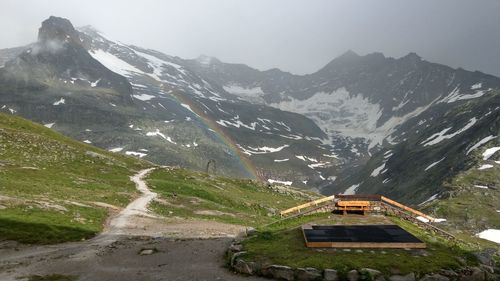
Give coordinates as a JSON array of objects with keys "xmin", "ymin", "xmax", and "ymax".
[
  {"xmin": 146, "ymin": 129, "xmax": 176, "ymax": 144},
  {"xmin": 217, "ymin": 116, "xmax": 257, "ymax": 130},
  {"xmin": 471, "ymin": 83, "xmax": 482, "ymax": 90},
  {"xmin": 424, "ymin": 157, "xmax": 446, "ymax": 171},
  {"xmin": 466, "ymin": 135, "xmax": 496, "ymax": 155},
  {"xmin": 90, "ymin": 49, "xmax": 143, "ymax": 77},
  {"xmin": 271, "ymin": 88, "xmax": 381, "ymax": 141},
  {"xmin": 125, "ymin": 151, "xmax": 147, "ymax": 158},
  {"xmin": 476, "ymin": 229, "xmax": 500, "ymax": 244},
  {"xmin": 439, "ymin": 87, "xmax": 486, "ymax": 103},
  {"xmin": 132, "ymin": 94, "xmax": 155, "ymax": 101},
  {"xmin": 223, "ymin": 84, "xmax": 265, "ymax": 103},
  {"xmin": 482, "ymin": 147, "xmax": 500, "ymax": 160},
  {"xmin": 370, "ymin": 163, "xmax": 386, "ymax": 177},
  {"xmin": 478, "ymin": 164, "xmax": 493, "ymax": 170},
  {"xmin": 421, "ymin": 117, "xmax": 477, "ymax": 146},
  {"xmin": 267, "ymin": 179, "xmax": 292, "ymax": 186},
  {"xmin": 343, "ymin": 183, "xmax": 360, "ymax": 195},
  {"xmin": 53, "ymin": 98, "xmax": 65, "ymax": 105},
  {"xmin": 237, "ymin": 144, "xmax": 289, "ymax": 155}
]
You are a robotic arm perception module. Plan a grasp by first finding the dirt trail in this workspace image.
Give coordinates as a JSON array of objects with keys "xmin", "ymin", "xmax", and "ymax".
[
  {"xmin": 0, "ymin": 168, "xmax": 261, "ymax": 281},
  {"xmin": 107, "ymin": 167, "xmax": 157, "ymax": 233}
]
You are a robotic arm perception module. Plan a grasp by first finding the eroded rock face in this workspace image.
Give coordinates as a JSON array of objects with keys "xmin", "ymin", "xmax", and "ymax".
[{"xmin": 296, "ymin": 267, "xmax": 322, "ymax": 281}]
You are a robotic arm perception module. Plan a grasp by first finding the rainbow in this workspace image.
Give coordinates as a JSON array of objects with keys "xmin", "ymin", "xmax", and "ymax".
[{"xmin": 162, "ymin": 87, "xmax": 261, "ymax": 180}]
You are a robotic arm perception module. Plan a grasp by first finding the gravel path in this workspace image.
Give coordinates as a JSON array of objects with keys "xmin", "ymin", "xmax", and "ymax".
[{"xmin": 0, "ymin": 168, "xmax": 264, "ymax": 280}]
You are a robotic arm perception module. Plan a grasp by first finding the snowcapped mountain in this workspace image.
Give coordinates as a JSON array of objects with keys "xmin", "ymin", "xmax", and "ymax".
[
  {"xmin": 183, "ymin": 47, "xmax": 500, "ymax": 204},
  {"xmin": 0, "ymin": 16, "xmax": 498, "ymax": 202},
  {"xmin": 0, "ymin": 16, "xmax": 337, "ymax": 189},
  {"xmin": 187, "ymin": 50, "xmax": 500, "ymax": 153}
]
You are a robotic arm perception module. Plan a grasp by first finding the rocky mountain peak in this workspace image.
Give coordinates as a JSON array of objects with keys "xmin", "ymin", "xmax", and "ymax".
[
  {"xmin": 196, "ymin": 55, "xmax": 217, "ymax": 66},
  {"xmin": 401, "ymin": 52, "xmax": 422, "ymax": 62},
  {"xmin": 38, "ymin": 16, "xmax": 80, "ymax": 44}
]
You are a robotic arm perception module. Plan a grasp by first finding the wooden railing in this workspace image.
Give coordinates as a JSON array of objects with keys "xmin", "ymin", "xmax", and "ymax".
[
  {"xmin": 380, "ymin": 196, "xmax": 436, "ymax": 222},
  {"xmin": 280, "ymin": 195, "xmax": 335, "ymax": 217}
]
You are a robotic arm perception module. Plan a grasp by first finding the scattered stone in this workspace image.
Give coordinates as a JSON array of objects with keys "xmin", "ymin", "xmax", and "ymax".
[
  {"xmin": 347, "ymin": 269, "xmax": 359, "ymax": 281},
  {"xmin": 458, "ymin": 267, "xmax": 485, "ymax": 281},
  {"xmin": 139, "ymin": 249, "xmax": 154, "ymax": 255},
  {"xmin": 324, "ymin": 269, "xmax": 339, "ymax": 281},
  {"xmin": 455, "ymin": 257, "xmax": 468, "ymax": 266},
  {"xmin": 229, "ymin": 243, "xmax": 243, "ymax": 252},
  {"xmin": 439, "ymin": 269, "xmax": 459, "ymax": 278},
  {"xmin": 473, "ymin": 249, "xmax": 497, "ymax": 266},
  {"xmin": 479, "ymin": 265, "xmax": 494, "ymax": 275},
  {"xmin": 419, "ymin": 274, "xmax": 449, "ymax": 281},
  {"xmin": 246, "ymin": 227, "xmax": 256, "ymax": 236},
  {"xmin": 296, "ymin": 267, "xmax": 322, "ymax": 281},
  {"xmin": 265, "ymin": 265, "xmax": 295, "ymax": 281},
  {"xmin": 0, "ymin": 205, "xmax": 6, "ymax": 210},
  {"xmin": 389, "ymin": 272, "xmax": 415, "ymax": 281},
  {"xmin": 355, "ymin": 249, "xmax": 363, "ymax": 253}
]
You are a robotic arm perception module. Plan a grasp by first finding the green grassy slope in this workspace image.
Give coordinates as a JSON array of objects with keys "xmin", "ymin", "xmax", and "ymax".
[
  {"xmin": 423, "ymin": 141, "xmax": 500, "ymax": 247},
  {"xmin": 0, "ymin": 113, "xmax": 150, "ymax": 244},
  {"xmin": 147, "ymin": 168, "xmax": 317, "ymax": 227}
]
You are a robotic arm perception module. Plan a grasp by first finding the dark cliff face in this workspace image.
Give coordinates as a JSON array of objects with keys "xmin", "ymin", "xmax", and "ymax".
[
  {"xmin": 1, "ymin": 16, "xmax": 133, "ymax": 104},
  {"xmin": 38, "ymin": 16, "xmax": 81, "ymax": 44}
]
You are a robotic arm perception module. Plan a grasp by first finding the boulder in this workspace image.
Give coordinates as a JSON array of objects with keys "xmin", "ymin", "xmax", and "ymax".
[
  {"xmin": 389, "ymin": 272, "xmax": 415, "ymax": 281},
  {"xmin": 324, "ymin": 269, "xmax": 339, "ymax": 281},
  {"xmin": 265, "ymin": 265, "xmax": 295, "ymax": 281},
  {"xmin": 361, "ymin": 268, "xmax": 383, "ymax": 279},
  {"xmin": 347, "ymin": 269, "xmax": 359, "ymax": 281},
  {"xmin": 246, "ymin": 227, "xmax": 257, "ymax": 236},
  {"xmin": 459, "ymin": 267, "xmax": 485, "ymax": 281},
  {"xmin": 479, "ymin": 265, "xmax": 494, "ymax": 274},
  {"xmin": 139, "ymin": 249, "xmax": 154, "ymax": 255},
  {"xmin": 473, "ymin": 249, "xmax": 497, "ymax": 266},
  {"xmin": 296, "ymin": 267, "xmax": 322, "ymax": 281},
  {"xmin": 419, "ymin": 274, "xmax": 449, "ymax": 281},
  {"xmin": 438, "ymin": 269, "xmax": 458, "ymax": 278},
  {"xmin": 230, "ymin": 251, "xmax": 247, "ymax": 267},
  {"xmin": 229, "ymin": 243, "xmax": 243, "ymax": 252},
  {"xmin": 233, "ymin": 259, "xmax": 259, "ymax": 275}
]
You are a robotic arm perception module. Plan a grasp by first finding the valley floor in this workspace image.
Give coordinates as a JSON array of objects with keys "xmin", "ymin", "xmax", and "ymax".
[{"xmin": 0, "ymin": 169, "xmax": 263, "ymax": 281}]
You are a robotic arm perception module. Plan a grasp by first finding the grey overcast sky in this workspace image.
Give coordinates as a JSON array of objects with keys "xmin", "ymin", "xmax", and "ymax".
[{"xmin": 1, "ymin": 0, "xmax": 500, "ymax": 76}]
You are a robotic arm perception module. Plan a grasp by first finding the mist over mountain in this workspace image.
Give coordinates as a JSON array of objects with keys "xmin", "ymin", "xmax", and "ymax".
[{"xmin": 1, "ymin": 16, "xmax": 499, "ymax": 204}]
